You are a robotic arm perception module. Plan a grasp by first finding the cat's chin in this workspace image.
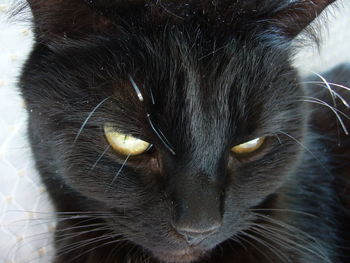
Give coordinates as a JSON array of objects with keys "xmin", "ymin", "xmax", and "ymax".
[{"xmin": 154, "ymin": 247, "xmax": 207, "ymax": 263}]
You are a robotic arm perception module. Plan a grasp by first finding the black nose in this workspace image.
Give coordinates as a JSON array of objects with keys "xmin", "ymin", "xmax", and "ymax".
[{"xmin": 176, "ymin": 224, "xmax": 220, "ymax": 245}]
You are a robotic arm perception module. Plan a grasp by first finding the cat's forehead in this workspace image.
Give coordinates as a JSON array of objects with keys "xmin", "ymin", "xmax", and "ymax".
[
  {"xmin": 127, "ymin": 32, "xmax": 286, "ymax": 108},
  {"xmin": 112, "ymin": 35, "xmax": 293, "ymax": 152}
]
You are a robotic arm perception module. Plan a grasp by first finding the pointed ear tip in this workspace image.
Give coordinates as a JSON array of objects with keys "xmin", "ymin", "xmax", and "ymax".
[{"xmin": 269, "ymin": 0, "xmax": 337, "ymax": 40}]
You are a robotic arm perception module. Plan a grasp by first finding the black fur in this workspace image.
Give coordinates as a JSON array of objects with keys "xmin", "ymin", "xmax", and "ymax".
[{"xmin": 19, "ymin": 0, "xmax": 349, "ymax": 262}]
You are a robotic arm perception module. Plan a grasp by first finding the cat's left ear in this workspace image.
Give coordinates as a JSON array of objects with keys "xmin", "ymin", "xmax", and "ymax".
[
  {"xmin": 26, "ymin": 0, "xmax": 139, "ymax": 41},
  {"xmin": 266, "ymin": 0, "xmax": 336, "ymax": 39}
]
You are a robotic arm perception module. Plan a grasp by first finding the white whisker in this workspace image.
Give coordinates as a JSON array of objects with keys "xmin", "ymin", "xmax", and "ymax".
[
  {"xmin": 106, "ymin": 154, "xmax": 131, "ymax": 193},
  {"xmin": 301, "ymin": 96, "xmax": 349, "ymax": 135},
  {"xmin": 304, "ymin": 81, "xmax": 350, "ymax": 108},
  {"xmin": 129, "ymin": 75, "xmax": 144, "ymax": 102},
  {"xmin": 278, "ymin": 130, "xmax": 331, "ymax": 173},
  {"xmin": 148, "ymin": 86, "xmax": 155, "ymax": 105},
  {"xmin": 311, "ymin": 72, "xmax": 337, "ymax": 105},
  {"xmin": 252, "ymin": 213, "xmax": 332, "ymax": 262},
  {"xmin": 89, "ymin": 145, "xmax": 111, "ymax": 174},
  {"xmin": 239, "ymin": 230, "xmax": 290, "ymax": 263},
  {"xmin": 147, "ymin": 114, "xmax": 176, "ymax": 155},
  {"xmin": 73, "ymin": 97, "xmax": 111, "ymax": 144},
  {"xmin": 304, "ymin": 81, "xmax": 350, "ymax": 92}
]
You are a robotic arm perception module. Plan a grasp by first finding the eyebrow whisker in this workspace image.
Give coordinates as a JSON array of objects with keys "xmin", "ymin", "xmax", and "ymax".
[
  {"xmin": 148, "ymin": 86, "xmax": 155, "ymax": 105},
  {"xmin": 147, "ymin": 114, "xmax": 176, "ymax": 155},
  {"xmin": 129, "ymin": 75, "xmax": 144, "ymax": 102},
  {"xmin": 73, "ymin": 97, "xmax": 111, "ymax": 144}
]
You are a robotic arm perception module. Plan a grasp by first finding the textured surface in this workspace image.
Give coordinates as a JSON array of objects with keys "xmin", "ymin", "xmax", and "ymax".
[
  {"xmin": 294, "ymin": 0, "xmax": 350, "ymax": 73},
  {"xmin": 0, "ymin": 1, "xmax": 54, "ymax": 262},
  {"xmin": 0, "ymin": 0, "xmax": 349, "ymax": 262}
]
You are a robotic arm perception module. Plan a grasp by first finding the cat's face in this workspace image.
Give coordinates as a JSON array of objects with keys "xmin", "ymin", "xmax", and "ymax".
[{"xmin": 21, "ymin": 0, "xmax": 334, "ymax": 262}]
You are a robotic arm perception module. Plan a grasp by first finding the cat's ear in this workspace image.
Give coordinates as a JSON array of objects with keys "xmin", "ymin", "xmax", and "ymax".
[
  {"xmin": 265, "ymin": 0, "xmax": 336, "ymax": 39},
  {"xmin": 26, "ymin": 0, "xmax": 125, "ymax": 40}
]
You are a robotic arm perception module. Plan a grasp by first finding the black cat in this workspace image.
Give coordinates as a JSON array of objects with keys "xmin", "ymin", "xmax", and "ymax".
[{"xmin": 19, "ymin": 0, "xmax": 350, "ymax": 262}]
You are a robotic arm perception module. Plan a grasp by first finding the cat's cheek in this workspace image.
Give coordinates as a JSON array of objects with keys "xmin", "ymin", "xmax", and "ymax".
[{"xmin": 224, "ymin": 158, "xmax": 302, "ymax": 210}]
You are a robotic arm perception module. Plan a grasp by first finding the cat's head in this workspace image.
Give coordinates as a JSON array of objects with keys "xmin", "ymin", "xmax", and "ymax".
[{"xmin": 21, "ymin": 0, "xmax": 334, "ymax": 262}]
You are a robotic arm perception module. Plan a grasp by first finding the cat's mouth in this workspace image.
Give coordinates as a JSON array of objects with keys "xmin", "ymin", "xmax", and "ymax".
[{"xmin": 155, "ymin": 247, "xmax": 206, "ymax": 263}]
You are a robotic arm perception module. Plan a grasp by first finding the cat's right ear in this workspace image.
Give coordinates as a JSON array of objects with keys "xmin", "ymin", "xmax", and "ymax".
[{"xmin": 263, "ymin": 0, "xmax": 336, "ymax": 40}]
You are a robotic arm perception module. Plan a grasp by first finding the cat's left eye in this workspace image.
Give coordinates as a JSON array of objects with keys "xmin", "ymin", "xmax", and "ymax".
[
  {"xmin": 231, "ymin": 137, "xmax": 266, "ymax": 155},
  {"xmin": 104, "ymin": 124, "xmax": 151, "ymax": 156}
]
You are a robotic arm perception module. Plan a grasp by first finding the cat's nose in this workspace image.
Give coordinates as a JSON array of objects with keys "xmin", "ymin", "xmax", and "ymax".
[
  {"xmin": 167, "ymin": 168, "xmax": 224, "ymax": 245},
  {"xmin": 176, "ymin": 224, "xmax": 221, "ymax": 245}
]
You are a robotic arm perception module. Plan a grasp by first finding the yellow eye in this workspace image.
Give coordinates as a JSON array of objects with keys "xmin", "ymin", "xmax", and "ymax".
[
  {"xmin": 104, "ymin": 124, "xmax": 151, "ymax": 156},
  {"xmin": 231, "ymin": 137, "xmax": 265, "ymax": 155}
]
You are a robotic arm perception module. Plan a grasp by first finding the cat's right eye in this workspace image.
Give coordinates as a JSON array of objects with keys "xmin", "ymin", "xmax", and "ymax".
[{"xmin": 104, "ymin": 124, "xmax": 151, "ymax": 156}]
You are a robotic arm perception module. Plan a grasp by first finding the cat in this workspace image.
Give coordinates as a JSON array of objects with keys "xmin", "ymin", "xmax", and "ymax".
[{"xmin": 18, "ymin": 0, "xmax": 350, "ymax": 262}]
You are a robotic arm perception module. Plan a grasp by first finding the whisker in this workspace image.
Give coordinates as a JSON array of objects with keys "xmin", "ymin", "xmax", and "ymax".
[
  {"xmin": 54, "ymin": 211, "xmax": 126, "ymax": 216},
  {"xmin": 311, "ymin": 71, "xmax": 337, "ymax": 108},
  {"xmin": 304, "ymin": 81, "xmax": 350, "ymax": 93},
  {"xmin": 250, "ymin": 208, "xmax": 318, "ymax": 218},
  {"xmin": 255, "ymin": 214, "xmax": 329, "ymax": 260},
  {"xmin": 251, "ymin": 225, "xmax": 321, "ymax": 260},
  {"xmin": 146, "ymin": 114, "xmax": 176, "ymax": 155},
  {"xmin": 106, "ymin": 153, "xmax": 131, "ymax": 193},
  {"xmin": 303, "ymin": 98, "xmax": 350, "ymax": 122},
  {"xmin": 305, "ymin": 72, "xmax": 349, "ymax": 142},
  {"xmin": 56, "ymin": 233, "xmax": 115, "ymax": 259},
  {"xmin": 73, "ymin": 97, "xmax": 111, "ymax": 144},
  {"xmin": 249, "ymin": 227, "xmax": 295, "ymax": 263},
  {"xmin": 20, "ymin": 226, "xmax": 113, "ymax": 257},
  {"xmin": 12, "ymin": 218, "xmax": 122, "ymax": 253},
  {"xmin": 304, "ymin": 81, "xmax": 350, "ymax": 108},
  {"xmin": 274, "ymin": 134, "xmax": 282, "ymax": 145},
  {"xmin": 302, "ymin": 96, "xmax": 350, "ymax": 120},
  {"xmin": 301, "ymin": 96, "xmax": 349, "ymax": 135},
  {"xmin": 278, "ymin": 130, "xmax": 331, "ymax": 173},
  {"xmin": 55, "ymin": 222, "xmax": 109, "ymax": 236},
  {"xmin": 249, "ymin": 225, "xmax": 323, "ymax": 263},
  {"xmin": 66, "ymin": 235, "xmax": 130, "ymax": 263},
  {"xmin": 238, "ymin": 230, "xmax": 288, "ymax": 263},
  {"xmin": 88, "ymin": 145, "xmax": 111, "ymax": 174},
  {"xmin": 56, "ymin": 226, "xmax": 114, "ymax": 247},
  {"xmin": 148, "ymin": 86, "xmax": 155, "ymax": 105},
  {"xmin": 129, "ymin": 75, "xmax": 144, "ymax": 102}
]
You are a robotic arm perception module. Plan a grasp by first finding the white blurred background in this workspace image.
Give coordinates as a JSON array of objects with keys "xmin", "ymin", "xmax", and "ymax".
[
  {"xmin": 294, "ymin": 0, "xmax": 350, "ymax": 72},
  {"xmin": 0, "ymin": 0, "xmax": 349, "ymax": 262}
]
